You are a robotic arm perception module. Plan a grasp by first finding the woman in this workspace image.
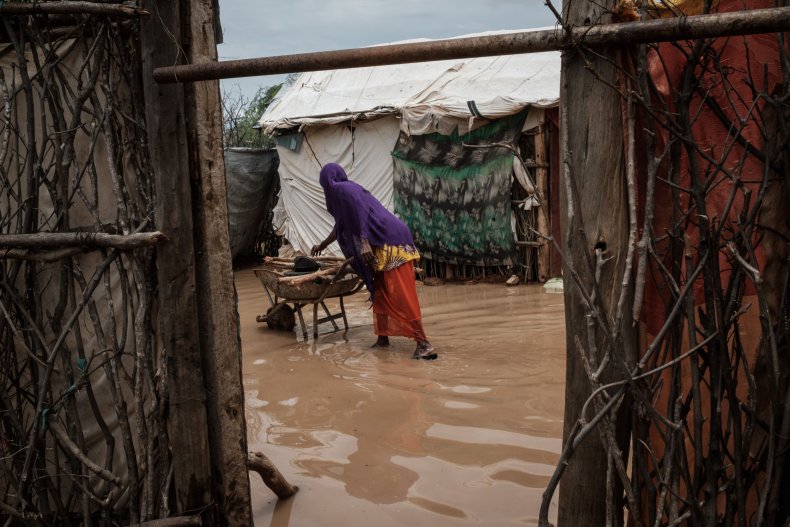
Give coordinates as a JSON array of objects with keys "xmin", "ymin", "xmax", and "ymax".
[{"xmin": 311, "ymin": 163, "xmax": 436, "ymax": 360}]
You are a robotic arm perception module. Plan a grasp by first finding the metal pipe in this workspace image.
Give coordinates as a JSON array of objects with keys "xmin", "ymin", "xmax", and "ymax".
[{"xmin": 153, "ymin": 7, "xmax": 790, "ymax": 84}]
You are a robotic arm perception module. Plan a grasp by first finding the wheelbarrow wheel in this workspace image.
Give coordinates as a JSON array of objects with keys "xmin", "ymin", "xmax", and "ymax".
[{"xmin": 264, "ymin": 304, "xmax": 296, "ymax": 331}]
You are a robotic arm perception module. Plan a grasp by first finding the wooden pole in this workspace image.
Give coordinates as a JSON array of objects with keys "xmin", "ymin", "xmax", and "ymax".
[
  {"xmin": 152, "ymin": 7, "xmax": 790, "ymax": 83},
  {"xmin": 181, "ymin": 1, "xmax": 253, "ymax": 524},
  {"xmin": 0, "ymin": 231, "xmax": 166, "ymax": 249},
  {"xmin": 557, "ymin": 0, "xmax": 636, "ymax": 525},
  {"xmin": 534, "ymin": 127, "xmax": 551, "ymax": 283},
  {"xmin": 140, "ymin": 0, "xmax": 214, "ymax": 520},
  {"xmin": 0, "ymin": 2, "xmax": 149, "ymax": 18}
]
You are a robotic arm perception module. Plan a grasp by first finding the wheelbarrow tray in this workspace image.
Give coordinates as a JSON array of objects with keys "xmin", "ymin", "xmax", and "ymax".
[
  {"xmin": 253, "ymin": 260, "xmax": 364, "ymax": 339},
  {"xmin": 252, "ymin": 266, "xmax": 362, "ymax": 302}
]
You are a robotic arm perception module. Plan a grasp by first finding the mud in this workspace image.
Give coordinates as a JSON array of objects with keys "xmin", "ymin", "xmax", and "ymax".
[{"xmin": 236, "ymin": 268, "xmax": 567, "ymax": 526}]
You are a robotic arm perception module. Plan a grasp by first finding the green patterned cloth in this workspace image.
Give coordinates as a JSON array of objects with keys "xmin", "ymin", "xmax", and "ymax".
[{"xmin": 392, "ymin": 109, "xmax": 527, "ymax": 266}]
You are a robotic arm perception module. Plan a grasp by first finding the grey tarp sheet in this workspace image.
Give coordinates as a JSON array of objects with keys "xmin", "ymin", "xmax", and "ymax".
[{"xmin": 225, "ymin": 148, "xmax": 280, "ymax": 258}]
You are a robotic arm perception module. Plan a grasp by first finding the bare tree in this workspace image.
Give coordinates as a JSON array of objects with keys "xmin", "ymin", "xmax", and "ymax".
[{"xmin": 221, "ymin": 83, "xmax": 284, "ymax": 149}]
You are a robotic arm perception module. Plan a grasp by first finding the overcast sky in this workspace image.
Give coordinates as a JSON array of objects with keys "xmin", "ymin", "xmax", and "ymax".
[{"xmin": 217, "ymin": 1, "xmax": 559, "ymax": 101}]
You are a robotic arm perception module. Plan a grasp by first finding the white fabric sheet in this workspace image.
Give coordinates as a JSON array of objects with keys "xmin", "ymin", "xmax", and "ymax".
[
  {"xmin": 260, "ymin": 30, "xmax": 561, "ymax": 136},
  {"xmin": 276, "ymin": 117, "xmax": 402, "ymax": 255}
]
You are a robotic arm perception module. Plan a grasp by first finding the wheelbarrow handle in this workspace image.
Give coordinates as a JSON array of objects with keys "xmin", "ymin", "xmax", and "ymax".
[
  {"xmin": 316, "ymin": 257, "xmax": 357, "ymax": 304},
  {"xmin": 334, "ymin": 257, "xmax": 356, "ymax": 280}
]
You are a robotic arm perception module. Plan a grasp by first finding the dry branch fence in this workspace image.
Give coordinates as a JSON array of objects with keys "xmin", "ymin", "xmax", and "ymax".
[
  {"xmin": 543, "ymin": 1, "xmax": 790, "ymax": 526},
  {"xmin": 0, "ymin": 4, "xmax": 189, "ymax": 526}
]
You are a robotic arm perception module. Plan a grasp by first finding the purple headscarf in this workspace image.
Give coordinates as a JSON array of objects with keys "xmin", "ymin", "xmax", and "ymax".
[{"xmin": 319, "ymin": 163, "xmax": 415, "ymax": 298}]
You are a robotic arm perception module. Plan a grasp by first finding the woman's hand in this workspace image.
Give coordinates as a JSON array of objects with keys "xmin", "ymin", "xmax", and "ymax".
[
  {"xmin": 360, "ymin": 238, "xmax": 376, "ymax": 270},
  {"xmin": 360, "ymin": 247, "xmax": 376, "ymax": 269},
  {"xmin": 312, "ymin": 230, "xmax": 336, "ymax": 256}
]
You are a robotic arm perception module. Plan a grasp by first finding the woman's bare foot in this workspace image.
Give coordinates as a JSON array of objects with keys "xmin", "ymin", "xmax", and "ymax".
[
  {"xmin": 371, "ymin": 336, "xmax": 390, "ymax": 348},
  {"xmin": 412, "ymin": 340, "xmax": 437, "ymax": 360}
]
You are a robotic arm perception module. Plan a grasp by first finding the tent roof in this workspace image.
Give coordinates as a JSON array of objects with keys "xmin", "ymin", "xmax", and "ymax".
[{"xmin": 258, "ymin": 29, "xmax": 561, "ymax": 134}]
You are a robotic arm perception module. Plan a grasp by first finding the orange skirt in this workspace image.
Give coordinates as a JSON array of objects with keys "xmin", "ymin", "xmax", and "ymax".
[{"xmin": 372, "ymin": 261, "xmax": 427, "ymax": 341}]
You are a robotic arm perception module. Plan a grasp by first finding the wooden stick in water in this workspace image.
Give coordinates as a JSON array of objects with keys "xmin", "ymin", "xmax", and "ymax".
[{"xmin": 248, "ymin": 452, "xmax": 298, "ymax": 499}]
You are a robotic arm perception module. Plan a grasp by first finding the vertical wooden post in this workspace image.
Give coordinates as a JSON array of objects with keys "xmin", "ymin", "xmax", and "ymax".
[
  {"xmin": 140, "ymin": 0, "xmax": 214, "ymax": 519},
  {"xmin": 557, "ymin": 0, "xmax": 635, "ymax": 525},
  {"xmin": 181, "ymin": 1, "xmax": 253, "ymax": 525},
  {"xmin": 534, "ymin": 126, "xmax": 551, "ymax": 282}
]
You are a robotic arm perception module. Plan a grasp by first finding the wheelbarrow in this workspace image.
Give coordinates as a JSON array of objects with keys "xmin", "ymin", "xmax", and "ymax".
[{"xmin": 253, "ymin": 257, "xmax": 365, "ymax": 340}]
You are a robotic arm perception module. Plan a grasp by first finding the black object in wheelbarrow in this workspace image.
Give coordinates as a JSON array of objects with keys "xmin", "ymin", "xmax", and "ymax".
[{"xmin": 283, "ymin": 256, "xmax": 321, "ymax": 276}]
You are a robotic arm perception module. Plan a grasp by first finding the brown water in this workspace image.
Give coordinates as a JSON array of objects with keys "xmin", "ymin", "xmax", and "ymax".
[{"xmin": 236, "ymin": 269, "xmax": 567, "ymax": 526}]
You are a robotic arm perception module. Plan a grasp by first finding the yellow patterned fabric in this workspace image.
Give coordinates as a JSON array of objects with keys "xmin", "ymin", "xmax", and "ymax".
[{"xmin": 373, "ymin": 244, "xmax": 420, "ymax": 272}]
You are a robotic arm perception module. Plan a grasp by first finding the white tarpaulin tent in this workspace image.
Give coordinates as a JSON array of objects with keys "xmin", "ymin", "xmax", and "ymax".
[{"xmin": 259, "ymin": 30, "xmax": 561, "ymax": 256}]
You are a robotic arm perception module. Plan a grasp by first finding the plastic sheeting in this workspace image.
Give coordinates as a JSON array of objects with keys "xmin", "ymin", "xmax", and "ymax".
[
  {"xmin": 259, "ymin": 30, "xmax": 561, "ymax": 136},
  {"xmin": 263, "ymin": 30, "xmax": 561, "ymax": 257},
  {"xmin": 225, "ymin": 148, "xmax": 280, "ymax": 258},
  {"xmin": 276, "ymin": 118, "xmax": 402, "ymax": 256},
  {"xmin": 272, "ymin": 111, "xmax": 547, "ymax": 257}
]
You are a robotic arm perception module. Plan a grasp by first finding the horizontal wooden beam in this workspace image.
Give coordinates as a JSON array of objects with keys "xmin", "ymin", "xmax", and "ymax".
[
  {"xmin": 0, "ymin": 231, "xmax": 166, "ymax": 250},
  {"xmin": 153, "ymin": 7, "xmax": 790, "ymax": 83},
  {"xmin": 0, "ymin": 1, "xmax": 149, "ymax": 18}
]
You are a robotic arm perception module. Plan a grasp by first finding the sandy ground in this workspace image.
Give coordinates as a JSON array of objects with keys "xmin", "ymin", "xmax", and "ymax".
[{"xmin": 236, "ymin": 268, "xmax": 567, "ymax": 526}]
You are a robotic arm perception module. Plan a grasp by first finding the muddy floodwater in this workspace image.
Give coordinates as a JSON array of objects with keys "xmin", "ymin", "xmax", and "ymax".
[{"xmin": 235, "ymin": 268, "xmax": 567, "ymax": 526}]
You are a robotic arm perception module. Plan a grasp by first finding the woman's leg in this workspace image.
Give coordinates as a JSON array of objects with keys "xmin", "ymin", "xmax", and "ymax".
[
  {"xmin": 372, "ymin": 336, "xmax": 390, "ymax": 347},
  {"xmin": 372, "ymin": 313, "xmax": 390, "ymax": 347},
  {"xmin": 372, "ymin": 262, "xmax": 436, "ymax": 359},
  {"xmin": 372, "ymin": 287, "xmax": 390, "ymax": 347},
  {"xmin": 413, "ymin": 339, "xmax": 436, "ymax": 360}
]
